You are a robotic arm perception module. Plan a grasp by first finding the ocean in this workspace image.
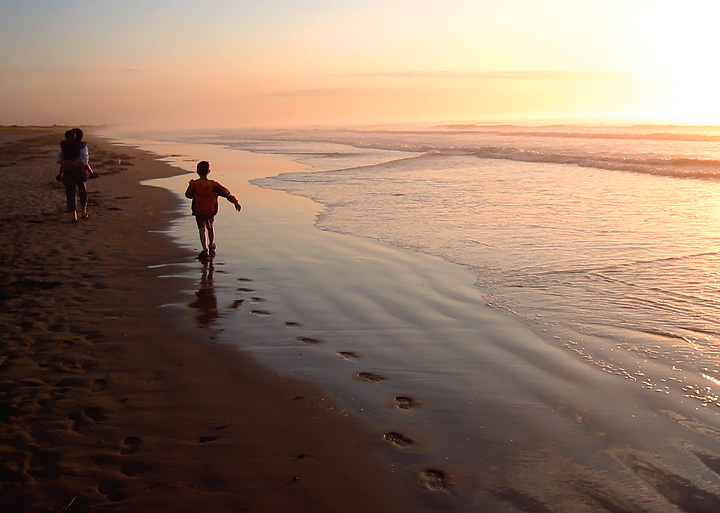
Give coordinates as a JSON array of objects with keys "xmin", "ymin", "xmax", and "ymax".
[
  {"xmin": 123, "ymin": 124, "xmax": 720, "ymax": 511},
  {"xmin": 241, "ymin": 125, "xmax": 720, "ymax": 396}
]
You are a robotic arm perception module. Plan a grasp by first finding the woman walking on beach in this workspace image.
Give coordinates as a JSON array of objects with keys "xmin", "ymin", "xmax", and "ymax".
[{"xmin": 56, "ymin": 128, "xmax": 96, "ymax": 223}]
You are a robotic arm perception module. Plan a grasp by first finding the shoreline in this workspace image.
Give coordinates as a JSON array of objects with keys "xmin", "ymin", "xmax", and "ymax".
[
  {"xmin": 140, "ymin": 131, "xmax": 720, "ymax": 513},
  {"xmin": 0, "ymin": 130, "xmax": 416, "ymax": 512}
]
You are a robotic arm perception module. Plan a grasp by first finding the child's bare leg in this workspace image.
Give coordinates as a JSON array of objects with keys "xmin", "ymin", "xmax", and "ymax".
[
  {"xmin": 208, "ymin": 225, "xmax": 216, "ymax": 253},
  {"xmin": 198, "ymin": 227, "xmax": 208, "ymax": 251}
]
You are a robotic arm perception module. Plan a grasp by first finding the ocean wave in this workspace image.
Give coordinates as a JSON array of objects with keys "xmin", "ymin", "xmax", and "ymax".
[
  {"xmin": 465, "ymin": 149, "xmax": 720, "ymax": 180},
  {"xmin": 436, "ymin": 124, "xmax": 720, "ymax": 142},
  {"xmin": 246, "ymin": 130, "xmax": 720, "ymax": 181}
]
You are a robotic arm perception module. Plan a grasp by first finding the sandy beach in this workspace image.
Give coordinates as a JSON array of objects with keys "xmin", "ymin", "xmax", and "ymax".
[
  {"xmin": 9, "ymin": 126, "xmax": 720, "ymax": 513},
  {"xmin": 0, "ymin": 129, "xmax": 416, "ymax": 512}
]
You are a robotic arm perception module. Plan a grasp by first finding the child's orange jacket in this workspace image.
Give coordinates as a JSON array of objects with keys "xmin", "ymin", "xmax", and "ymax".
[{"xmin": 185, "ymin": 178, "xmax": 237, "ymax": 216}]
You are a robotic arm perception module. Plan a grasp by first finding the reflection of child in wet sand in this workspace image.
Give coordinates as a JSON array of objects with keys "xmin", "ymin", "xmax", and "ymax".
[
  {"xmin": 189, "ymin": 259, "xmax": 219, "ymax": 327},
  {"xmin": 185, "ymin": 161, "xmax": 241, "ymax": 258}
]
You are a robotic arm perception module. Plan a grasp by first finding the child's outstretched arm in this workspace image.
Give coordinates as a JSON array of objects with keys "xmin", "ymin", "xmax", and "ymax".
[
  {"xmin": 227, "ymin": 194, "xmax": 242, "ymax": 212},
  {"xmin": 215, "ymin": 183, "xmax": 241, "ymax": 212}
]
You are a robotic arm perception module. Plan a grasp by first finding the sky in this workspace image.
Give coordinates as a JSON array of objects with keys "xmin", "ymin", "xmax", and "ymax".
[{"xmin": 0, "ymin": 0, "xmax": 717, "ymax": 129}]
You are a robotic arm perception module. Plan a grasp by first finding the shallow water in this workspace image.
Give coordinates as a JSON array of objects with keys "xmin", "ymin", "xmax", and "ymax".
[
  {"xmin": 247, "ymin": 129, "xmax": 720, "ymax": 404},
  {"xmin": 119, "ymin": 130, "xmax": 720, "ymax": 512}
]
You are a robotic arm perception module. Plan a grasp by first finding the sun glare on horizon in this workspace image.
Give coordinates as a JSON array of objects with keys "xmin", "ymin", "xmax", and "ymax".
[{"xmin": 612, "ymin": 1, "xmax": 720, "ymax": 126}]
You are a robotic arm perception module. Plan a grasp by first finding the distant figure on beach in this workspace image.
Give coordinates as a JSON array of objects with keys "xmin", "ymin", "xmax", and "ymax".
[
  {"xmin": 56, "ymin": 128, "xmax": 97, "ymax": 223},
  {"xmin": 185, "ymin": 161, "xmax": 241, "ymax": 259}
]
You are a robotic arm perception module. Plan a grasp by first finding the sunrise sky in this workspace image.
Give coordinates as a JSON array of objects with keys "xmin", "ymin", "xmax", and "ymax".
[{"xmin": 1, "ymin": 0, "xmax": 716, "ymax": 128}]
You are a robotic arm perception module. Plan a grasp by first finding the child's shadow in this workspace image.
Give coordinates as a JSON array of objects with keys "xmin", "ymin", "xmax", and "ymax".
[{"xmin": 189, "ymin": 257, "xmax": 219, "ymax": 328}]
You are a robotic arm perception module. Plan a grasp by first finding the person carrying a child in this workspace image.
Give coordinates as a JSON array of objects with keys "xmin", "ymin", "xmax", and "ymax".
[
  {"xmin": 56, "ymin": 128, "xmax": 97, "ymax": 223},
  {"xmin": 185, "ymin": 160, "xmax": 242, "ymax": 258}
]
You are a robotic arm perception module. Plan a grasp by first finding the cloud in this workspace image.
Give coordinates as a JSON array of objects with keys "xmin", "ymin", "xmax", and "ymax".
[
  {"xmin": 253, "ymin": 88, "xmax": 356, "ymax": 98},
  {"xmin": 252, "ymin": 86, "xmax": 454, "ymax": 99},
  {"xmin": 93, "ymin": 65, "xmax": 144, "ymax": 74},
  {"xmin": 0, "ymin": 64, "xmax": 145, "ymax": 78},
  {"xmin": 252, "ymin": 70, "xmax": 629, "ymax": 100},
  {"xmin": 350, "ymin": 70, "xmax": 630, "ymax": 81}
]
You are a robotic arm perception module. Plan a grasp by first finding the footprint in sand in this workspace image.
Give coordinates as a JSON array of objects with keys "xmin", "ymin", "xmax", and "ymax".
[
  {"xmin": 84, "ymin": 406, "xmax": 108, "ymax": 422},
  {"xmin": 384, "ymin": 432, "xmax": 415, "ymax": 448},
  {"xmin": 338, "ymin": 351, "xmax": 360, "ymax": 361},
  {"xmin": 120, "ymin": 436, "xmax": 142, "ymax": 455},
  {"xmin": 238, "ymin": 278, "xmax": 253, "ymax": 282},
  {"xmin": 420, "ymin": 469, "xmax": 450, "ymax": 491},
  {"xmin": 91, "ymin": 378, "xmax": 107, "ymax": 392},
  {"xmin": 250, "ymin": 297, "xmax": 265, "ymax": 303},
  {"xmin": 296, "ymin": 336, "xmax": 326, "ymax": 345},
  {"xmin": 250, "ymin": 309, "xmax": 272, "ymax": 316},
  {"xmin": 357, "ymin": 372, "xmax": 386, "ymax": 382},
  {"xmin": 82, "ymin": 330, "xmax": 105, "ymax": 343},
  {"xmin": 28, "ymin": 451, "xmax": 62, "ymax": 481},
  {"xmin": 237, "ymin": 287, "xmax": 255, "ymax": 293},
  {"xmin": 696, "ymin": 451, "xmax": 720, "ymax": 476},
  {"xmin": 285, "ymin": 321, "xmax": 303, "ymax": 328},
  {"xmin": 230, "ymin": 299, "xmax": 244, "ymax": 309},
  {"xmin": 121, "ymin": 461, "xmax": 152, "ymax": 477},
  {"xmin": 394, "ymin": 396, "xmax": 419, "ymax": 410},
  {"xmin": 98, "ymin": 479, "xmax": 127, "ymax": 502},
  {"xmin": 55, "ymin": 377, "xmax": 86, "ymax": 388},
  {"xmin": 68, "ymin": 413, "xmax": 87, "ymax": 432}
]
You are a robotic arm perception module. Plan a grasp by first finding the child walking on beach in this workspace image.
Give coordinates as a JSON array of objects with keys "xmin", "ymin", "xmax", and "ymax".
[{"xmin": 185, "ymin": 161, "xmax": 241, "ymax": 258}]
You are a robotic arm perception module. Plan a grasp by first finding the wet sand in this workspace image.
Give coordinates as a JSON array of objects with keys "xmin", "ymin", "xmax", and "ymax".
[{"xmin": 0, "ymin": 129, "xmax": 416, "ymax": 512}]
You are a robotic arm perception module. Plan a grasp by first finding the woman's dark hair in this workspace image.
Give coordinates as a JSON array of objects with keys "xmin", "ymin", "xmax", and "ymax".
[{"xmin": 64, "ymin": 130, "xmax": 75, "ymax": 141}]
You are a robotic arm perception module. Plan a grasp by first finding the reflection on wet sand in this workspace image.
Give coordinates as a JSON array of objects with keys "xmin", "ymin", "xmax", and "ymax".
[{"xmin": 189, "ymin": 257, "xmax": 218, "ymax": 327}]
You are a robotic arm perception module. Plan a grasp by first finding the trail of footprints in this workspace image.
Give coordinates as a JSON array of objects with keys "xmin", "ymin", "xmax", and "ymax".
[
  {"xmin": 230, "ymin": 277, "xmax": 451, "ymax": 494},
  {"xmin": 2, "ymin": 303, "xmax": 164, "ymax": 507}
]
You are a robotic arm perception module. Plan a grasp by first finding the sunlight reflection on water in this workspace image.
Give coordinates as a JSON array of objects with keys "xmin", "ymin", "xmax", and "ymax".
[{"xmin": 251, "ymin": 138, "xmax": 720, "ymax": 405}]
